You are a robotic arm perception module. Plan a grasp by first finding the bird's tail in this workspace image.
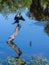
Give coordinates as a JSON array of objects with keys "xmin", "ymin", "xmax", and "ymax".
[{"xmin": 12, "ymin": 21, "xmax": 16, "ymax": 24}]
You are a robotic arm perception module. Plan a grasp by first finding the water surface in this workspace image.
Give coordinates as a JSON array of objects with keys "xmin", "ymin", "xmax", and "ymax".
[{"xmin": 0, "ymin": 10, "xmax": 49, "ymax": 62}]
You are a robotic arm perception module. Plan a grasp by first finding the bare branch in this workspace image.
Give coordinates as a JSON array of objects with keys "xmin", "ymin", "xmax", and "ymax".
[{"xmin": 7, "ymin": 24, "xmax": 22, "ymax": 57}]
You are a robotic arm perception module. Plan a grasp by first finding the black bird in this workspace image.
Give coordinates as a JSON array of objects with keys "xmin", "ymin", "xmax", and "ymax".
[{"xmin": 13, "ymin": 13, "xmax": 25, "ymax": 25}]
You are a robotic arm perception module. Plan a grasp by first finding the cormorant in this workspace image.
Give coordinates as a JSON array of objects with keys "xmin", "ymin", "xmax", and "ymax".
[{"xmin": 13, "ymin": 13, "xmax": 25, "ymax": 25}]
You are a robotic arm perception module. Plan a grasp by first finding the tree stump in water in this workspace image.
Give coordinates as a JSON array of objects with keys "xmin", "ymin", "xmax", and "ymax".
[{"xmin": 7, "ymin": 24, "xmax": 22, "ymax": 57}]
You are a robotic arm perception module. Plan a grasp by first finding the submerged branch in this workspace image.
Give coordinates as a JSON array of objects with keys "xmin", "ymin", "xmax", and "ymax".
[{"xmin": 7, "ymin": 24, "xmax": 22, "ymax": 57}]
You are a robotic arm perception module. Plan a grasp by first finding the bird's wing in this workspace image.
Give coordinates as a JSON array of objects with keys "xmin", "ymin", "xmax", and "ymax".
[
  {"xmin": 20, "ymin": 16, "xmax": 25, "ymax": 21},
  {"xmin": 14, "ymin": 16, "xmax": 18, "ymax": 20}
]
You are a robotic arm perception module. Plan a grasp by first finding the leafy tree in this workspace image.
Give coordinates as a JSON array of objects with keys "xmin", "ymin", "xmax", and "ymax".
[
  {"xmin": 30, "ymin": 0, "xmax": 49, "ymax": 21},
  {"xmin": 0, "ymin": 0, "xmax": 32, "ymax": 12}
]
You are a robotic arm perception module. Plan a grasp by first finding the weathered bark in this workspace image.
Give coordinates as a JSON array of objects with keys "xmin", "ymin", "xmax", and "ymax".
[{"xmin": 7, "ymin": 24, "xmax": 22, "ymax": 57}]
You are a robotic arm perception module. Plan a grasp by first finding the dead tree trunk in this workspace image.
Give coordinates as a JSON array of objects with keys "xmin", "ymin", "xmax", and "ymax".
[{"xmin": 7, "ymin": 24, "xmax": 22, "ymax": 57}]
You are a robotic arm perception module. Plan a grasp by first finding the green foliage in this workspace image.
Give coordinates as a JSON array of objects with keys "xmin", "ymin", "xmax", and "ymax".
[
  {"xmin": 0, "ymin": 0, "xmax": 32, "ymax": 12},
  {"xmin": 6, "ymin": 56, "xmax": 49, "ymax": 65},
  {"xmin": 41, "ymin": 0, "xmax": 49, "ymax": 6},
  {"xmin": 0, "ymin": 55, "xmax": 49, "ymax": 65},
  {"xmin": 6, "ymin": 57, "xmax": 26, "ymax": 65},
  {"xmin": 26, "ymin": 56, "xmax": 49, "ymax": 65},
  {"xmin": 30, "ymin": 0, "xmax": 49, "ymax": 21}
]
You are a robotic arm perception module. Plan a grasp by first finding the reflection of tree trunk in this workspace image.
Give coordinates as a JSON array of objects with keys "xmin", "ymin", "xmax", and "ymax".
[{"xmin": 7, "ymin": 24, "xmax": 22, "ymax": 57}]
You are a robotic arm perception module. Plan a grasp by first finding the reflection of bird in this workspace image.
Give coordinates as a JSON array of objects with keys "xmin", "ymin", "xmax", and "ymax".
[{"xmin": 13, "ymin": 13, "xmax": 25, "ymax": 25}]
